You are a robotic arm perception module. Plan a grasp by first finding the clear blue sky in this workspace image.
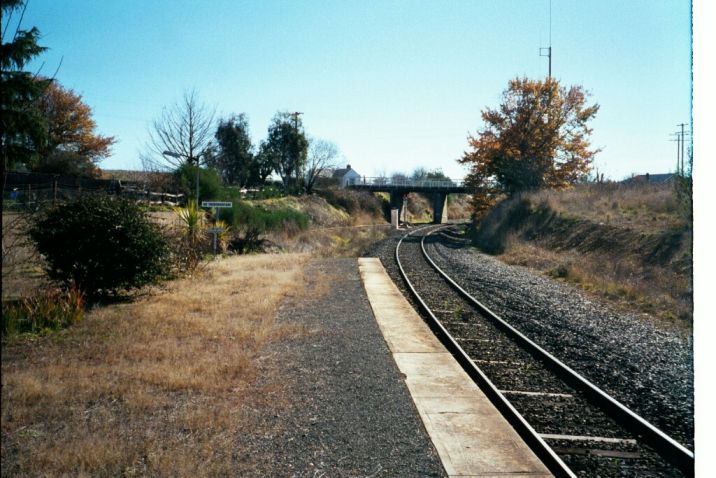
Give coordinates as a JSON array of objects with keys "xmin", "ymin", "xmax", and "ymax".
[{"xmin": 20, "ymin": 0, "xmax": 691, "ymax": 180}]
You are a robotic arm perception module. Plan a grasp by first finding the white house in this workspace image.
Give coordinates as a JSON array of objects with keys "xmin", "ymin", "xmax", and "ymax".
[{"xmin": 332, "ymin": 164, "xmax": 361, "ymax": 187}]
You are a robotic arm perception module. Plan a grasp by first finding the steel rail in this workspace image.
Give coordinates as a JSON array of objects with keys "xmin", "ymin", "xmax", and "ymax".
[
  {"xmin": 395, "ymin": 225, "xmax": 577, "ymax": 478},
  {"xmin": 420, "ymin": 227, "xmax": 695, "ymax": 476}
]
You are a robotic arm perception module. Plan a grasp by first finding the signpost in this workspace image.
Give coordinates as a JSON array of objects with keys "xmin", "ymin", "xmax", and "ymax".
[
  {"xmin": 201, "ymin": 201, "xmax": 233, "ymax": 254},
  {"xmin": 207, "ymin": 227, "xmax": 225, "ymax": 254}
]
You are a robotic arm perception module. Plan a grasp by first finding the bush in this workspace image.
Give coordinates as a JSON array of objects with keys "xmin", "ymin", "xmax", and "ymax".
[
  {"xmin": 220, "ymin": 201, "xmax": 309, "ymax": 253},
  {"xmin": 173, "ymin": 164, "xmax": 224, "ymax": 203},
  {"xmin": 29, "ymin": 195, "xmax": 171, "ymax": 296},
  {"xmin": 221, "ymin": 201, "xmax": 308, "ymax": 233},
  {"xmin": 2, "ymin": 288, "xmax": 84, "ymax": 336},
  {"xmin": 170, "ymin": 202, "xmax": 209, "ymax": 272}
]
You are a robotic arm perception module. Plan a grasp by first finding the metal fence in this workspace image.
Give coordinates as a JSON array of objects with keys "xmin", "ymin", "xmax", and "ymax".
[{"xmin": 346, "ymin": 177, "xmax": 465, "ymax": 188}]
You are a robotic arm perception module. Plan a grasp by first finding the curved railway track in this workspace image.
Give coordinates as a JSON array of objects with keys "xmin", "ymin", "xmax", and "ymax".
[{"xmin": 393, "ymin": 225, "xmax": 694, "ymax": 477}]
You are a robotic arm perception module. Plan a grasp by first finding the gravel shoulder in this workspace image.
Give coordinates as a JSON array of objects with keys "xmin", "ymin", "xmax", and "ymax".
[{"xmin": 237, "ymin": 257, "xmax": 446, "ymax": 477}]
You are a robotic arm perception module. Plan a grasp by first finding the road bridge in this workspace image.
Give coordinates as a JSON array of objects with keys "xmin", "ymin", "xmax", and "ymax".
[{"xmin": 347, "ymin": 177, "xmax": 469, "ymax": 224}]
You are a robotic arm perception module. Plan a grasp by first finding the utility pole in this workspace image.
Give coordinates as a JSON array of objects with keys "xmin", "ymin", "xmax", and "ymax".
[
  {"xmin": 674, "ymin": 132, "xmax": 681, "ymax": 175},
  {"xmin": 540, "ymin": 0, "xmax": 552, "ymax": 79},
  {"xmin": 290, "ymin": 111, "xmax": 303, "ymax": 130},
  {"xmin": 290, "ymin": 112, "xmax": 303, "ymax": 189},
  {"xmin": 677, "ymin": 123, "xmax": 688, "ymax": 175}
]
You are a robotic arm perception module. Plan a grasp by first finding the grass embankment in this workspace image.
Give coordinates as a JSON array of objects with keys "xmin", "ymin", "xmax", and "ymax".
[
  {"xmin": 245, "ymin": 190, "xmax": 396, "ymax": 256},
  {"xmin": 1, "ymin": 254, "xmax": 312, "ymax": 476},
  {"xmin": 472, "ymin": 182, "xmax": 692, "ymax": 328}
]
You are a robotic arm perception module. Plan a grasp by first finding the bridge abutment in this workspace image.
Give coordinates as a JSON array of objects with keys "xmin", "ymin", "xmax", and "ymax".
[
  {"xmin": 390, "ymin": 190, "xmax": 406, "ymax": 222},
  {"xmin": 432, "ymin": 193, "xmax": 448, "ymax": 224}
]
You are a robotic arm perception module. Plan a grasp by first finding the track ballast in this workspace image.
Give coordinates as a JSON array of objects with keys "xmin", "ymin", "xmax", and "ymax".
[{"xmin": 383, "ymin": 224, "xmax": 693, "ymax": 477}]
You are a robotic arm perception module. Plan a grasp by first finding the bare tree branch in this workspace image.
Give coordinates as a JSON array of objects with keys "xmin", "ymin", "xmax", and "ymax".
[
  {"xmin": 304, "ymin": 138, "xmax": 339, "ymax": 193},
  {"xmin": 141, "ymin": 89, "xmax": 216, "ymax": 171}
]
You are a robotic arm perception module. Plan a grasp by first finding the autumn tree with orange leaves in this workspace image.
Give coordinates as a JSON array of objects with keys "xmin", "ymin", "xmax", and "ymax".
[
  {"xmin": 35, "ymin": 80, "xmax": 115, "ymax": 176},
  {"xmin": 459, "ymin": 77, "xmax": 599, "ymax": 217}
]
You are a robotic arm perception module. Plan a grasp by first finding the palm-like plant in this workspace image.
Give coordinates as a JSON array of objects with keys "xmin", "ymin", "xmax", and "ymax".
[{"xmin": 174, "ymin": 202, "xmax": 205, "ymax": 244}]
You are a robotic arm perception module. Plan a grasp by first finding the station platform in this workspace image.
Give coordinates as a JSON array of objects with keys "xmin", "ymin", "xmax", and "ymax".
[{"xmin": 359, "ymin": 258, "xmax": 552, "ymax": 477}]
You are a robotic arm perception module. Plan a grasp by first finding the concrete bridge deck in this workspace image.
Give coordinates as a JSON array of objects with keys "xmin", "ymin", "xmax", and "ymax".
[{"xmin": 347, "ymin": 177, "xmax": 471, "ymax": 224}]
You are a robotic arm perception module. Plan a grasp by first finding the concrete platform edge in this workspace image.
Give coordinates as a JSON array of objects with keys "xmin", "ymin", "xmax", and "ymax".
[{"xmin": 358, "ymin": 257, "xmax": 552, "ymax": 478}]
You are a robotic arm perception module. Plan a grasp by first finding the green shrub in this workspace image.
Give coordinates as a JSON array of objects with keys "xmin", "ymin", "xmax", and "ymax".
[
  {"xmin": 220, "ymin": 201, "xmax": 309, "ymax": 253},
  {"xmin": 29, "ymin": 195, "xmax": 171, "ymax": 296},
  {"xmin": 174, "ymin": 164, "xmax": 224, "ymax": 203},
  {"xmin": 222, "ymin": 201, "xmax": 309, "ymax": 233},
  {"xmin": 2, "ymin": 288, "xmax": 84, "ymax": 337}
]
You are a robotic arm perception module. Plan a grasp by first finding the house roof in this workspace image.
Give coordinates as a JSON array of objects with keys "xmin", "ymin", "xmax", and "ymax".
[
  {"xmin": 332, "ymin": 168, "xmax": 350, "ymax": 178},
  {"xmin": 332, "ymin": 166, "xmax": 359, "ymax": 178}
]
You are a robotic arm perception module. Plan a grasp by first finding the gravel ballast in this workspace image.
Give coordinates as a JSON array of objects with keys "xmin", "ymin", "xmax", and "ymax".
[{"xmin": 238, "ymin": 257, "xmax": 446, "ymax": 477}]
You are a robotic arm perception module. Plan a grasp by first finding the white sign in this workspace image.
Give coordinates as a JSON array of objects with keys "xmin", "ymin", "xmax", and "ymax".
[
  {"xmin": 207, "ymin": 227, "xmax": 225, "ymax": 234},
  {"xmin": 201, "ymin": 201, "xmax": 232, "ymax": 208}
]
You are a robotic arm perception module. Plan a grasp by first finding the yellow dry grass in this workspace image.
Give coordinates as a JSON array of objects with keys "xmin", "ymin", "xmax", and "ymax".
[
  {"xmin": 526, "ymin": 182, "xmax": 687, "ymax": 233},
  {"xmin": 2, "ymin": 213, "xmax": 47, "ymax": 300},
  {"xmin": 2, "ymin": 253, "xmax": 309, "ymax": 476}
]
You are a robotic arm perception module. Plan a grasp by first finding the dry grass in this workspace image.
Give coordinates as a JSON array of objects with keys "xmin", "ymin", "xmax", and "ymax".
[
  {"xmin": 2, "ymin": 213, "xmax": 48, "ymax": 300},
  {"xmin": 258, "ymin": 195, "xmax": 396, "ymax": 257},
  {"xmin": 526, "ymin": 182, "xmax": 687, "ymax": 233},
  {"xmin": 2, "ymin": 253, "xmax": 312, "ymax": 476},
  {"xmin": 266, "ymin": 222, "xmax": 395, "ymax": 257},
  {"xmin": 473, "ymin": 182, "xmax": 693, "ymax": 330},
  {"xmin": 447, "ymin": 194, "xmax": 473, "ymax": 221}
]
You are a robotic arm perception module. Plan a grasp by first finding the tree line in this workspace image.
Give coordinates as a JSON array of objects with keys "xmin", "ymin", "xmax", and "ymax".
[{"xmin": 140, "ymin": 91, "xmax": 339, "ymax": 195}]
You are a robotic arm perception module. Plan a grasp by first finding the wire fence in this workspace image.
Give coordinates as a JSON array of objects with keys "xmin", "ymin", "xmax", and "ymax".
[{"xmin": 3, "ymin": 181, "xmax": 185, "ymax": 211}]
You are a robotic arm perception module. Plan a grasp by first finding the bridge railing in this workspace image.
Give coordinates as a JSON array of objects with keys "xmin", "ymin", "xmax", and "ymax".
[{"xmin": 347, "ymin": 177, "xmax": 465, "ymax": 188}]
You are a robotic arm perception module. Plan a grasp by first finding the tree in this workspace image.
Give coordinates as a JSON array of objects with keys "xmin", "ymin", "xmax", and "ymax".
[
  {"xmin": 304, "ymin": 138, "xmax": 338, "ymax": 193},
  {"xmin": 207, "ymin": 114, "xmax": 254, "ymax": 187},
  {"xmin": 141, "ymin": 89, "xmax": 215, "ymax": 171},
  {"xmin": 412, "ymin": 167, "xmax": 450, "ymax": 184},
  {"xmin": 1, "ymin": 0, "xmax": 50, "ymax": 172},
  {"xmin": 29, "ymin": 195, "xmax": 170, "ymax": 297},
  {"xmin": 459, "ymin": 77, "xmax": 599, "ymax": 216},
  {"xmin": 35, "ymin": 80, "xmax": 115, "ymax": 176},
  {"xmin": 254, "ymin": 141, "xmax": 275, "ymax": 184},
  {"xmin": 261, "ymin": 111, "xmax": 308, "ymax": 190}
]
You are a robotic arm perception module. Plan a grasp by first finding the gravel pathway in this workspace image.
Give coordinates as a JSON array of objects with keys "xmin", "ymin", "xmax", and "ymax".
[{"xmin": 238, "ymin": 257, "xmax": 446, "ymax": 477}]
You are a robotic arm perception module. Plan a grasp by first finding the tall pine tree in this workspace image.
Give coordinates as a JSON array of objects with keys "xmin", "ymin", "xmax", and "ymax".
[{"xmin": 1, "ymin": 0, "xmax": 50, "ymax": 172}]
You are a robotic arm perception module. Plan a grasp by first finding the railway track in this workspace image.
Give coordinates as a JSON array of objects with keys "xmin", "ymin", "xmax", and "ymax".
[{"xmin": 392, "ymin": 225, "xmax": 694, "ymax": 477}]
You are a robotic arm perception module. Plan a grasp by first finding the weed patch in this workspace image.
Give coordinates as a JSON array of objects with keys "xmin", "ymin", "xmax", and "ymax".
[{"xmin": 2, "ymin": 287, "xmax": 84, "ymax": 337}]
